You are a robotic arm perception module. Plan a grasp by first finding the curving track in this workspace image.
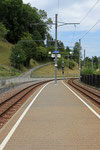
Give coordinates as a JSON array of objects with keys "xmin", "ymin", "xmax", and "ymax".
[
  {"xmin": 67, "ymin": 78, "xmax": 100, "ymax": 108},
  {"xmin": 0, "ymin": 80, "xmax": 53, "ymax": 129}
]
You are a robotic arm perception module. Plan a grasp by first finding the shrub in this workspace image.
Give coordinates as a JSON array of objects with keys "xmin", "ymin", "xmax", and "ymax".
[
  {"xmin": 10, "ymin": 43, "xmax": 26, "ymax": 69},
  {"xmin": 0, "ymin": 22, "xmax": 8, "ymax": 40},
  {"xmin": 35, "ymin": 46, "xmax": 48, "ymax": 61},
  {"xmin": 81, "ymin": 67, "xmax": 94, "ymax": 75},
  {"xmin": 57, "ymin": 57, "xmax": 65, "ymax": 69}
]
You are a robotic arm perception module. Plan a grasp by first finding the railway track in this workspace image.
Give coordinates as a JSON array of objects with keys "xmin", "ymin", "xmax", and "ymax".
[
  {"xmin": 67, "ymin": 79, "xmax": 100, "ymax": 108},
  {"xmin": 0, "ymin": 80, "xmax": 52, "ymax": 129}
]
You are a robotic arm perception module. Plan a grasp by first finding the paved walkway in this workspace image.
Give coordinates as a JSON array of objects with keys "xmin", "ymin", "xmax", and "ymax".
[{"xmin": 0, "ymin": 81, "xmax": 100, "ymax": 150}]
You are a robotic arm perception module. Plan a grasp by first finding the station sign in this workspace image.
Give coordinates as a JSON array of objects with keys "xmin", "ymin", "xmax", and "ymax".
[{"xmin": 53, "ymin": 50, "xmax": 59, "ymax": 54}]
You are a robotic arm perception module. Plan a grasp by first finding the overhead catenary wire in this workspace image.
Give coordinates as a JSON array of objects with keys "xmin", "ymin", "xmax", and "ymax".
[
  {"xmin": 80, "ymin": 0, "xmax": 100, "ymax": 23},
  {"xmin": 81, "ymin": 19, "xmax": 100, "ymax": 40}
]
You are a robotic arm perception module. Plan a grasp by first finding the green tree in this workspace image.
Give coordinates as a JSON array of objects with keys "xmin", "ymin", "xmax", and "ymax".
[
  {"xmin": 93, "ymin": 56, "xmax": 98, "ymax": 69},
  {"xmin": 18, "ymin": 40, "xmax": 37, "ymax": 67},
  {"xmin": 58, "ymin": 40, "xmax": 65, "ymax": 52},
  {"xmin": 84, "ymin": 57, "xmax": 92, "ymax": 68},
  {"xmin": 35, "ymin": 46, "xmax": 48, "ymax": 61},
  {"xmin": 10, "ymin": 43, "xmax": 26, "ymax": 69},
  {"xmin": 20, "ymin": 32, "xmax": 33, "ymax": 40},
  {"xmin": 0, "ymin": 0, "xmax": 51, "ymax": 44},
  {"xmin": 73, "ymin": 42, "xmax": 80, "ymax": 63},
  {"xmin": 0, "ymin": 22, "xmax": 8, "ymax": 40},
  {"xmin": 0, "ymin": 0, "xmax": 23, "ymax": 43}
]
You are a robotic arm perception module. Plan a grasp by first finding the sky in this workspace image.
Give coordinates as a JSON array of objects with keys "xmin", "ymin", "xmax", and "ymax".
[{"xmin": 23, "ymin": 0, "xmax": 100, "ymax": 58}]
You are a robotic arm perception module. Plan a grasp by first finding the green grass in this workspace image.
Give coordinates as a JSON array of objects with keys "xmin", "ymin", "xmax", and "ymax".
[
  {"xmin": 31, "ymin": 64, "xmax": 79, "ymax": 78},
  {"xmin": 0, "ymin": 41, "xmax": 13, "ymax": 66},
  {"xmin": 0, "ymin": 41, "xmax": 13, "ymax": 77}
]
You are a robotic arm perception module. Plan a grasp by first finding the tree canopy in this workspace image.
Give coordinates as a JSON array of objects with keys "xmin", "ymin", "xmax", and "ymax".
[{"xmin": 0, "ymin": 0, "xmax": 50, "ymax": 43}]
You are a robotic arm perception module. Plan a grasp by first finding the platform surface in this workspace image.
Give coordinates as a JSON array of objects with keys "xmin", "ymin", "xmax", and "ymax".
[{"xmin": 0, "ymin": 81, "xmax": 100, "ymax": 150}]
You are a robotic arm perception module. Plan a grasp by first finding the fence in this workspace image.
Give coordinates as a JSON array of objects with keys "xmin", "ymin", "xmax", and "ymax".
[{"xmin": 81, "ymin": 74, "xmax": 100, "ymax": 88}]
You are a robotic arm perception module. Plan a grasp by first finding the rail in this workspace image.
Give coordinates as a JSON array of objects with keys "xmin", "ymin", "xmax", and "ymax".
[
  {"xmin": 67, "ymin": 79, "xmax": 100, "ymax": 106},
  {"xmin": 0, "ymin": 80, "xmax": 53, "ymax": 128}
]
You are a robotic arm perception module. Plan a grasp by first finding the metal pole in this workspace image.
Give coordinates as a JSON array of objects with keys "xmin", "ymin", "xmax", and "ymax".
[
  {"xmin": 55, "ymin": 14, "xmax": 58, "ymax": 84},
  {"xmin": 79, "ymin": 39, "xmax": 81, "ymax": 80},
  {"xmin": 92, "ymin": 56, "xmax": 93, "ymax": 70},
  {"xmin": 68, "ymin": 55, "xmax": 69, "ymax": 77},
  {"xmin": 84, "ymin": 49, "xmax": 85, "ymax": 68}
]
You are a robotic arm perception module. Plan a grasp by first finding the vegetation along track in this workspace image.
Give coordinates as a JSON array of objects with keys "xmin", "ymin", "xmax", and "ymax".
[
  {"xmin": 0, "ymin": 80, "xmax": 53, "ymax": 129},
  {"xmin": 67, "ymin": 79, "xmax": 100, "ymax": 108}
]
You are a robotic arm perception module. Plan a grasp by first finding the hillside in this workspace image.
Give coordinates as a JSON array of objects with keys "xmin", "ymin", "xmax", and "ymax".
[
  {"xmin": 0, "ymin": 41, "xmax": 13, "ymax": 66},
  {"xmin": 0, "ymin": 41, "xmax": 14, "ymax": 77},
  {"xmin": 31, "ymin": 63, "xmax": 79, "ymax": 78}
]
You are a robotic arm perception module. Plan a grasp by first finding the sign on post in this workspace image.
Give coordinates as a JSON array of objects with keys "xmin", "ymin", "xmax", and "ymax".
[{"xmin": 53, "ymin": 50, "xmax": 59, "ymax": 54}]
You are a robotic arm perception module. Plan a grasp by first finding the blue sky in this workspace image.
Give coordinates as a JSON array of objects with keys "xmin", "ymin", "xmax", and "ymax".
[{"xmin": 23, "ymin": 0, "xmax": 100, "ymax": 58}]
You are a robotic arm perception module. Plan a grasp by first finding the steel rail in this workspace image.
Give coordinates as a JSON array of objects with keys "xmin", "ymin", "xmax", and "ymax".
[
  {"xmin": 0, "ymin": 80, "xmax": 53, "ymax": 117},
  {"xmin": 68, "ymin": 79, "xmax": 100, "ymax": 105}
]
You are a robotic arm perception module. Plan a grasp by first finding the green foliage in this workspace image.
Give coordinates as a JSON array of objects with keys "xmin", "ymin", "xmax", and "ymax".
[
  {"xmin": 0, "ymin": 22, "xmax": 8, "ymax": 40},
  {"xmin": 92, "ymin": 56, "xmax": 99, "ymax": 69},
  {"xmin": 68, "ymin": 60, "xmax": 75, "ymax": 69},
  {"xmin": 57, "ymin": 57, "xmax": 75, "ymax": 70},
  {"xmin": 10, "ymin": 43, "xmax": 26, "ymax": 69},
  {"xmin": 0, "ymin": 0, "xmax": 23, "ymax": 43},
  {"xmin": 0, "ymin": 41, "xmax": 13, "ymax": 65},
  {"xmin": 18, "ymin": 40, "xmax": 37, "ymax": 67},
  {"xmin": 0, "ymin": 0, "xmax": 51, "ymax": 43},
  {"xmin": 93, "ymin": 63, "xmax": 100, "ymax": 74},
  {"xmin": 73, "ymin": 42, "xmax": 80, "ymax": 63},
  {"xmin": 10, "ymin": 39, "xmax": 39, "ymax": 69},
  {"xmin": 20, "ymin": 32, "xmax": 33, "ymax": 40},
  {"xmin": 94, "ymin": 70, "xmax": 100, "ymax": 75},
  {"xmin": 35, "ymin": 46, "xmax": 48, "ymax": 61},
  {"xmin": 57, "ymin": 57, "xmax": 65, "ymax": 69},
  {"xmin": 58, "ymin": 40, "xmax": 65, "ymax": 51},
  {"xmin": 39, "ymin": 9, "xmax": 47, "ymax": 20},
  {"xmin": 65, "ymin": 46, "xmax": 71, "ymax": 54},
  {"xmin": 81, "ymin": 67, "xmax": 94, "ymax": 75}
]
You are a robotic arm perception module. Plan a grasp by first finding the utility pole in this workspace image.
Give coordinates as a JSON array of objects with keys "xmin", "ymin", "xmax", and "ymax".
[
  {"xmin": 92, "ymin": 56, "xmax": 93, "ymax": 70},
  {"xmin": 84, "ymin": 49, "xmax": 85, "ymax": 68},
  {"xmin": 55, "ymin": 14, "xmax": 58, "ymax": 84},
  {"xmin": 79, "ymin": 39, "xmax": 81, "ymax": 80},
  {"xmin": 53, "ymin": 14, "xmax": 80, "ymax": 83}
]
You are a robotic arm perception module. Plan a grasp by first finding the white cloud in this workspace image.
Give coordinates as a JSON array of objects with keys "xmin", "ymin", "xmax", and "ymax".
[
  {"xmin": 23, "ymin": 0, "xmax": 100, "ymax": 31},
  {"xmin": 23, "ymin": 0, "xmax": 56, "ymax": 11}
]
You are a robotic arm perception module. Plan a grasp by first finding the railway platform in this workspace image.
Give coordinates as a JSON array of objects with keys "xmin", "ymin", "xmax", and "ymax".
[{"xmin": 0, "ymin": 80, "xmax": 100, "ymax": 150}]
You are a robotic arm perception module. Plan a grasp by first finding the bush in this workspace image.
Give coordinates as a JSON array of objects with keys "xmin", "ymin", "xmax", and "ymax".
[
  {"xmin": 35, "ymin": 46, "xmax": 48, "ymax": 61},
  {"xmin": 69, "ymin": 60, "xmax": 75, "ymax": 69},
  {"xmin": 57, "ymin": 58, "xmax": 75, "ymax": 70},
  {"xmin": 94, "ymin": 69, "xmax": 100, "ymax": 75},
  {"xmin": 10, "ymin": 43, "xmax": 26, "ymax": 69},
  {"xmin": 81, "ymin": 67, "xmax": 94, "ymax": 75},
  {"xmin": 57, "ymin": 57, "xmax": 65, "ymax": 69},
  {"xmin": 0, "ymin": 22, "xmax": 8, "ymax": 40},
  {"xmin": 16, "ymin": 40, "xmax": 37, "ymax": 67},
  {"xmin": 64, "ymin": 59, "xmax": 75, "ymax": 69}
]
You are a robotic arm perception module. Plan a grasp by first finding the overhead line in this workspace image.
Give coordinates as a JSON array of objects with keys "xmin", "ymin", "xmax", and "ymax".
[
  {"xmin": 80, "ymin": 0, "xmax": 100, "ymax": 23},
  {"xmin": 81, "ymin": 19, "xmax": 100, "ymax": 40}
]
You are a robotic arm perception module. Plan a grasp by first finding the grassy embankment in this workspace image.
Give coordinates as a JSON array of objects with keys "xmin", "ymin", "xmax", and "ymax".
[
  {"xmin": 0, "ymin": 41, "xmax": 39, "ymax": 77},
  {"xmin": 0, "ymin": 41, "xmax": 79, "ymax": 78},
  {"xmin": 0, "ymin": 41, "xmax": 13, "ymax": 77},
  {"xmin": 31, "ymin": 63, "xmax": 79, "ymax": 78}
]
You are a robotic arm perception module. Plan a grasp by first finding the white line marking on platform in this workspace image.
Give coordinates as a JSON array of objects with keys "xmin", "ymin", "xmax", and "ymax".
[
  {"xmin": 62, "ymin": 81, "xmax": 100, "ymax": 119},
  {"xmin": 0, "ymin": 82, "xmax": 51, "ymax": 150}
]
